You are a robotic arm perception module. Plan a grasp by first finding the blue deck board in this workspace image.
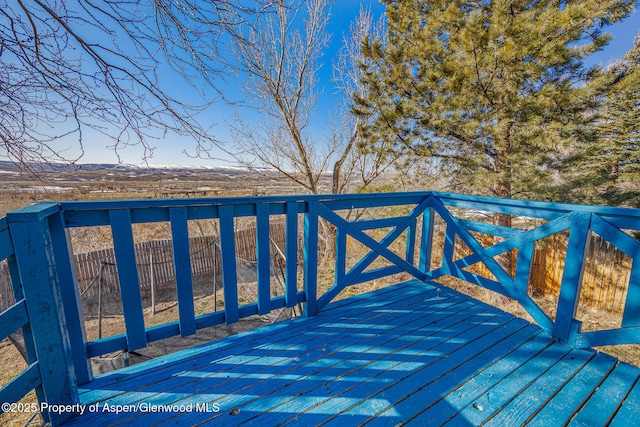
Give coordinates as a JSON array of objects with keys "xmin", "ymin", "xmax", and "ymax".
[
  {"xmin": 482, "ymin": 349, "xmax": 594, "ymax": 426},
  {"xmin": 234, "ymin": 298, "xmax": 496, "ymax": 426},
  {"xmin": 405, "ymin": 329, "xmax": 551, "ymax": 426},
  {"xmin": 610, "ymin": 375, "xmax": 640, "ymax": 426},
  {"xmin": 526, "ymin": 351, "xmax": 619, "ymax": 426},
  {"xmin": 568, "ymin": 362, "xmax": 640, "ymax": 426},
  {"xmin": 62, "ymin": 280, "xmax": 640, "ymax": 426}
]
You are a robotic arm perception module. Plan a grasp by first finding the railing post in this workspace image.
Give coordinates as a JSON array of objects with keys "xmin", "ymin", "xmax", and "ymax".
[
  {"xmin": 8, "ymin": 204, "xmax": 79, "ymax": 426},
  {"xmin": 552, "ymin": 212, "xmax": 592, "ymax": 345},
  {"xmin": 304, "ymin": 201, "xmax": 319, "ymax": 317},
  {"xmin": 419, "ymin": 206, "xmax": 435, "ymax": 273},
  {"xmin": 514, "ymin": 243, "xmax": 534, "ymax": 293}
]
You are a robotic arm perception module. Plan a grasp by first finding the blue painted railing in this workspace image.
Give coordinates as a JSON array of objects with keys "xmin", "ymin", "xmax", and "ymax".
[{"xmin": 1, "ymin": 191, "xmax": 640, "ymax": 425}]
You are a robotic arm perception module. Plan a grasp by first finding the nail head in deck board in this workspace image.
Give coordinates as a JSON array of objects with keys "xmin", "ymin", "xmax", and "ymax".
[
  {"xmin": 370, "ymin": 325, "xmax": 545, "ymax": 426},
  {"xmin": 321, "ymin": 315, "xmax": 527, "ymax": 425},
  {"xmin": 74, "ymin": 282, "xmax": 439, "ymax": 423},
  {"xmin": 449, "ymin": 343, "xmax": 573, "ymax": 426},
  {"xmin": 49, "ymin": 280, "xmax": 640, "ymax": 427},
  {"xmin": 79, "ymin": 282, "xmax": 417, "ymax": 399},
  {"xmin": 206, "ymin": 295, "xmax": 487, "ymax": 425},
  {"xmin": 81, "ymin": 288, "xmax": 478, "ymax": 426},
  {"xmin": 308, "ymin": 325, "xmax": 541, "ymax": 427},
  {"xmin": 482, "ymin": 349, "xmax": 595, "ymax": 426}
]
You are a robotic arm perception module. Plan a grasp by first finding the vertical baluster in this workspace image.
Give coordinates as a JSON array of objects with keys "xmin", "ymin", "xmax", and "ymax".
[
  {"xmin": 219, "ymin": 205, "xmax": 239, "ymax": 324},
  {"xmin": 108, "ymin": 209, "xmax": 147, "ymax": 350},
  {"xmin": 256, "ymin": 204, "xmax": 271, "ymax": 315},
  {"xmin": 553, "ymin": 212, "xmax": 591, "ymax": 345},
  {"xmin": 406, "ymin": 218, "xmax": 417, "ymax": 265},
  {"xmin": 170, "ymin": 208, "xmax": 196, "ymax": 337},
  {"xmin": 48, "ymin": 211, "xmax": 91, "ymax": 385},
  {"xmin": 419, "ymin": 206, "xmax": 435, "ymax": 273},
  {"xmin": 442, "ymin": 225, "xmax": 456, "ymax": 266},
  {"xmin": 335, "ymin": 227, "xmax": 347, "ymax": 285},
  {"xmin": 285, "ymin": 201, "xmax": 298, "ymax": 308},
  {"xmin": 514, "ymin": 242, "xmax": 534, "ymax": 294}
]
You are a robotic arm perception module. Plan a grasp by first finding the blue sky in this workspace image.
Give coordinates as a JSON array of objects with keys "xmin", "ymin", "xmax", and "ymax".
[{"xmin": 5, "ymin": 1, "xmax": 639, "ymax": 168}]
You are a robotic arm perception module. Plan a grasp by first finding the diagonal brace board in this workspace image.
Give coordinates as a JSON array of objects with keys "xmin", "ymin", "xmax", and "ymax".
[
  {"xmin": 429, "ymin": 198, "xmax": 554, "ymax": 333},
  {"xmin": 316, "ymin": 198, "xmax": 432, "ymax": 309},
  {"xmin": 424, "ymin": 212, "xmax": 575, "ymax": 284},
  {"xmin": 325, "ymin": 197, "xmax": 433, "ymax": 285}
]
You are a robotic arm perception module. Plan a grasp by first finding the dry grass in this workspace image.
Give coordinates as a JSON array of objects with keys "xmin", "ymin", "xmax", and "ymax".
[{"xmin": 0, "ymin": 341, "xmax": 42, "ymax": 427}]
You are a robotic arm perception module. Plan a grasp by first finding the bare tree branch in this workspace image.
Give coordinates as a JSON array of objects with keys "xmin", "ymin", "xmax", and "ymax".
[{"xmin": 0, "ymin": 0, "xmax": 273, "ymax": 170}]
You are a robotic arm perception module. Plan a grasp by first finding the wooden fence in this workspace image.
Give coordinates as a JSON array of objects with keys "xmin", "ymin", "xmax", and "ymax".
[
  {"xmin": 0, "ymin": 261, "xmax": 13, "ymax": 312},
  {"xmin": 73, "ymin": 223, "xmax": 288, "ymax": 301},
  {"xmin": 452, "ymin": 231, "xmax": 632, "ymax": 314},
  {"xmin": 529, "ymin": 233, "xmax": 632, "ymax": 314}
]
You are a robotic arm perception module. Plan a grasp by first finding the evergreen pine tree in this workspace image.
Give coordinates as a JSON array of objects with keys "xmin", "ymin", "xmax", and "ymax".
[
  {"xmin": 357, "ymin": 0, "xmax": 635, "ymax": 205},
  {"xmin": 580, "ymin": 33, "xmax": 640, "ymax": 206}
]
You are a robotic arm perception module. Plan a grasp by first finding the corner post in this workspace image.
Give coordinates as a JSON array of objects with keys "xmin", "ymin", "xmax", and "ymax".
[
  {"xmin": 8, "ymin": 204, "xmax": 79, "ymax": 426},
  {"xmin": 552, "ymin": 212, "xmax": 591, "ymax": 345},
  {"xmin": 419, "ymin": 206, "xmax": 435, "ymax": 273}
]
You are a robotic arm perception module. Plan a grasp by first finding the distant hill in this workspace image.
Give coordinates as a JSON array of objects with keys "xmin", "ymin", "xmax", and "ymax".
[{"xmin": 0, "ymin": 160, "xmax": 274, "ymax": 176}]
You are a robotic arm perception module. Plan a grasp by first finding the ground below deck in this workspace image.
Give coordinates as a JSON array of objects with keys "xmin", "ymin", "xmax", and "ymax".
[{"xmin": 65, "ymin": 280, "xmax": 640, "ymax": 426}]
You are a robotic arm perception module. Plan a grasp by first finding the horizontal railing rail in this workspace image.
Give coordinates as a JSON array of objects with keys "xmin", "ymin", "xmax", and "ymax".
[{"xmin": 1, "ymin": 191, "xmax": 640, "ymax": 426}]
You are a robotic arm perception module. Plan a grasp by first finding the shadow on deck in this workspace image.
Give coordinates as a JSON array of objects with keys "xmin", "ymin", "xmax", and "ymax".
[{"xmin": 67, "ymin": 280, "xmax": 640, "ymax": 426}]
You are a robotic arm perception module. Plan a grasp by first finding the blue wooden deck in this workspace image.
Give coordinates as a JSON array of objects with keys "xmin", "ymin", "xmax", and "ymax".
[
  {"xmin": 65, "ymin": 280, "xmax": 640, "ymax": 426},
  {"xmin": 2, "ymin": 192, "xmax": 640, "ymax": 426}
]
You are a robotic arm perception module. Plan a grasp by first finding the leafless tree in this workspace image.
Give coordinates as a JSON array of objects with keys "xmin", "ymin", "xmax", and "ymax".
[
  {"xmin": 0, "ymin": 0, "xmax": 273, "ymax": 170},
  {"xmin": 227, "ymin": 0, "xmax": 329, "ymax": 194},
  {"xmin": 228, "ymin": 2, "xmax": 395, "ymax": 195},
  {"xmin": 330, "ymin": 7, "xmax": 397, "ymax": 194}
]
